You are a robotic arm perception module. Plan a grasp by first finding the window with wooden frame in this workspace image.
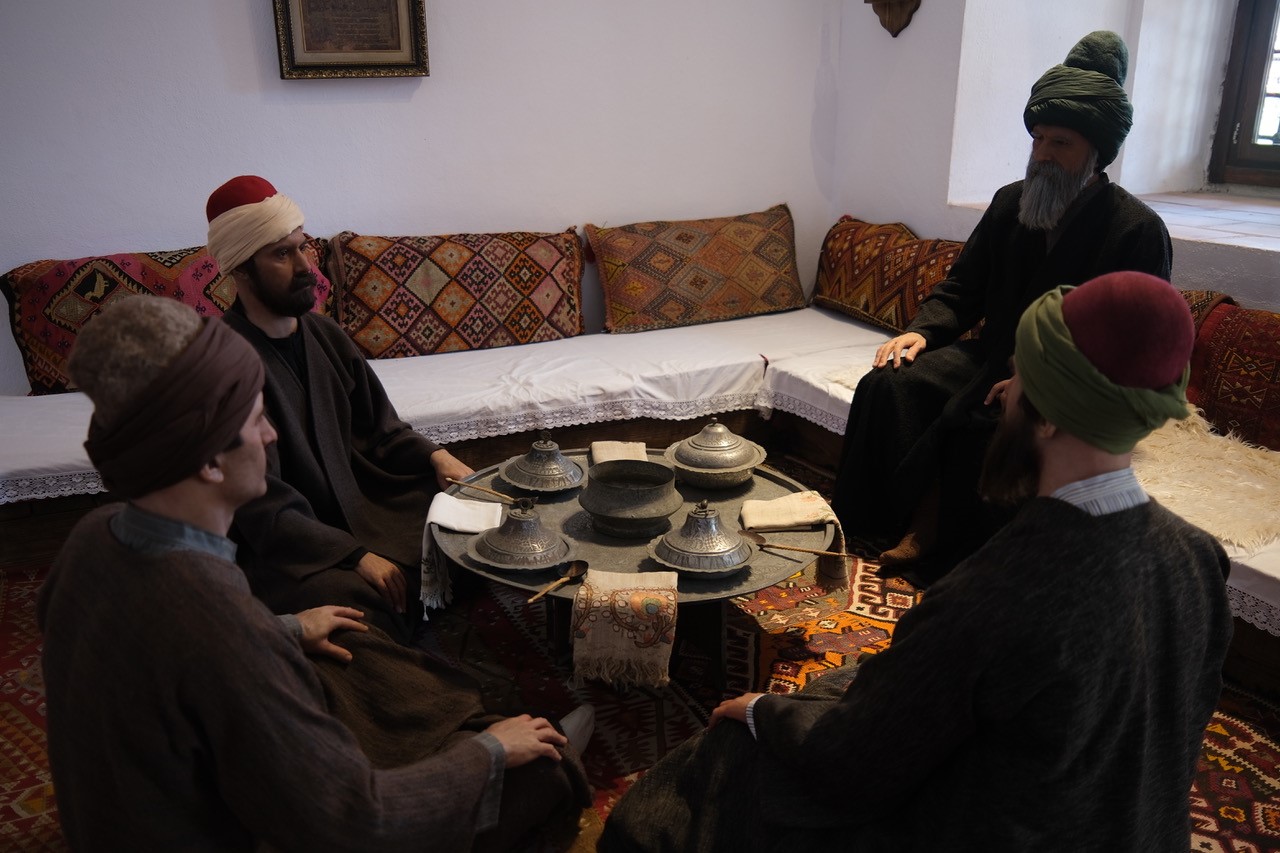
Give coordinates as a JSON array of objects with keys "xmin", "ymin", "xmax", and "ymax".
[{"xmin": 1211, "ymin": 0, "xmax": 1280, "ymax": 187}]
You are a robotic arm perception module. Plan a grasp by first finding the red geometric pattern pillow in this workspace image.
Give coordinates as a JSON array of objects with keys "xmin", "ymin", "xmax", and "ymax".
[
  {"xmin": 330, "ymin": 229, "xmax": 584, "ymax": 358},
  {"xmin": 1187, "ymin": 302, "xmax": 1280, "ymax": 451},
  {"xmin": 0, "ymin": 239, "xmax": 333, "ymax": 395},
  {"xmin": 584, "ymin": 204, "xmax": 805, "ymax": 333},
  {"xmin": 812, "ymin": 215, "xmax": 964, "ymax": 334}
]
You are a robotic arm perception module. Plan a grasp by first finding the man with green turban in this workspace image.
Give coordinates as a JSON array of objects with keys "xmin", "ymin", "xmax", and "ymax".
[
  {"xmin": 833, "ymin": 30, "xmax": 1173, "ymax": 581},
  {"xmin": 599, "ymin": 271, "xmax": 1231, "ymax": 852}
]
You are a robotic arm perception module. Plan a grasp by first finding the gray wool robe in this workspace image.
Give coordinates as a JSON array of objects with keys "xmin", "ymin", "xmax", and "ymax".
[
  {"xmin": 39, "ymin": 505, "xmax": 497, "ymax": 852},
  {"xmin": 222, "ymin": 306, "xmax": 444, "ymax": 640},
  {"xmin": 600, "ymin": 498, "xmax": 1232, "ymax": 853},
  {"xmin": 832, "ymin": 176, "xmax": 1172, "ymax": 564}
]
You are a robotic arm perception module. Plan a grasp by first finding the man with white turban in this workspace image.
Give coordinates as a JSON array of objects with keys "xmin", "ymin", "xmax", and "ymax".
[{"xmin": 206, "ymin": 174, "xmax": 473, "ymax": 643}]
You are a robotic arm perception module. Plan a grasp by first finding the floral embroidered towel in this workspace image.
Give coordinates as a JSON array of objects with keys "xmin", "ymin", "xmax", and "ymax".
[{"xmin": 571, "ymin": 569, "xmax": 678, "ymax": 688}]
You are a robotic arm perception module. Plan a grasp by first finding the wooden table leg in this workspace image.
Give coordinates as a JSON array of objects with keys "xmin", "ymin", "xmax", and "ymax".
[{"xmin": 675, "ymin": 600, "xmax": 728, "ymax": 691}]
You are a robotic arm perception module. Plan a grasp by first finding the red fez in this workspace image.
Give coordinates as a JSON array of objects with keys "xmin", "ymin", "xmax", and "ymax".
[
  {"xmin": 206, "ymin": 175, "xmax": 280, "ymax": 223},
  {"xmin": 1060, "ymin": 271, "xmax": 1195, "ymax": 390}
]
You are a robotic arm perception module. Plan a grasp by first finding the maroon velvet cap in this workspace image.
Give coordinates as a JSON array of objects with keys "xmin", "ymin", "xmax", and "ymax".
[
  {"xmin": 1060, "ymin": 271, "xmax": 1194, "ymax": 389},
  {"xmin": 205, "ymin": 175, "xmax": 279, "ymax": 223}
]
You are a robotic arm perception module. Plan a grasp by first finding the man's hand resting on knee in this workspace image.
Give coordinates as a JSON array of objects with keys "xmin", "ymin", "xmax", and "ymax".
[
  {"xmin": 874, "ymin": 332, "xmax": 926, "ymax": 369},
  {"xmin": 294, "ymin": 606, "xmax": 368, "ymax": 662},
  {"xmin": 355, "ymin": 552, "xmax": 407, "ymax": 614},
  {"xmin": 486, "ymin": 715, "xmax": 568, "ymax": 767}
]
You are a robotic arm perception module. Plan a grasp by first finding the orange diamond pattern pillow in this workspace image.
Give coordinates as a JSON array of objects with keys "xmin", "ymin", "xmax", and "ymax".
[
  {"xmin": 331, "ymin": 229, "xmax": 584, "ymax": 358},
  {"xmin": 585, "ymin": 204, "xmax": 805, "ymax": 333},
  {"xmin": 813, "ymin": 216, "xmax": 963, "ymax": 334}
]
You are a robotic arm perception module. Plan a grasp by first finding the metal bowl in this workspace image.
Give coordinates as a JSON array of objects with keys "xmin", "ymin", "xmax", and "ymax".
[
  {"xmin": 498, "ymin": 432, "xmax": 584, "ymax": 493},
  {"xmin": 466, "ymin": 498, "xmax": 576, "ymax": 571},
  {"xmin": 648, "ymin": 501, "xmax": 752, "ymax": 578},
  {"xmin": 664, "ymin": 419, "xmax": 767, "ymax": 489},
  {"xmin": 578, "ymin": 459, "xmax": 684, "ymax": 538}
]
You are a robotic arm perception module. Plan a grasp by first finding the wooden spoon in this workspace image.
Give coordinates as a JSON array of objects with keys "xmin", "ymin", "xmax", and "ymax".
[
  {"xmin": 527, "ymin": 560, "xmax": 589, "ymax": 603},
  {"xmin": 739, "ymin": 529, "xmax": 848, "ymax": 558},
  {"xmin": 446, "ymin": 477, "xmax": 515, "ymax": 504}
]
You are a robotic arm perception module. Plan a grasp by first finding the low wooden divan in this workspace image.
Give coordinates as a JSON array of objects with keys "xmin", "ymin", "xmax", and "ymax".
[{"xmin": 3, "ymin": 209, "xmax": 1279, "ymax": 690}]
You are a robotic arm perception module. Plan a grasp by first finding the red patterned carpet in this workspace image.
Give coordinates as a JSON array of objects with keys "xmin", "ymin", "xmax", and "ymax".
[{"xmin": 2, "ymin": 508, "xmax": 1279, "ymax": 850}]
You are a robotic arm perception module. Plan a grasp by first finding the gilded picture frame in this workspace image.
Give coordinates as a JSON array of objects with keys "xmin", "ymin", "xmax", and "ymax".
[{"xmin": 273, "ymin": 0, "xmax": 429, "ymax": 79}]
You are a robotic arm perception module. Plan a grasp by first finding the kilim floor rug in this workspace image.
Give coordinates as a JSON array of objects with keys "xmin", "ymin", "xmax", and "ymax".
[{"xmin": 2, "ymin": 463, "xmax": 1279, "ymax": 850}]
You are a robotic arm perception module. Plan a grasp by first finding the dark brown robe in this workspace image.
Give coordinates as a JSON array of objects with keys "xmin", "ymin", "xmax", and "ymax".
[
  {"xmin": 222, "ymin": 306, "xmax": 444, "ymax": 641},
  {"xmin": 832, "ymin": 176, "xmax": 1172, "ymax": 571}
]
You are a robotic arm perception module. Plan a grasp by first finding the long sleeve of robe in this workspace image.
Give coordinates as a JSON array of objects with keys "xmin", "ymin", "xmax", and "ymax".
[
  {"xmin": 221, "ymin": 309, "xmax": 444, "ymax": 616},
  {"xmin": 38, "ymin": 506, "xmax": 494, "ymax": 853},
  {"xmin": 600, "ymin": 499, "xmax": 1232, "ymax": 853}
]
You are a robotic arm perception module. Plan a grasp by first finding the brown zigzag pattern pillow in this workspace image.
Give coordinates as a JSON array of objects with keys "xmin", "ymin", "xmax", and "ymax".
[
  {"xmin": 331, "ymin": 229, "xmax": 584, "ymax": 358},
  {"xmin": 0, "ymin": 238, "xmax": 332, "ymax": 395},
  {"xmin": 585, "ymin": 204, "xmax": 805, "ymax": 333},
  {"xmin": 812, "ymin": 216, "xmax": 963, "ymax": 334}
]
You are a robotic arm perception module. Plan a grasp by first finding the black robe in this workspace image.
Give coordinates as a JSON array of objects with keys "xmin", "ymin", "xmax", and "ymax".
[
  {"xmin": 832, "ymin": 177, "xmax": 1172, "ymax": 566},
  {"xmin": 223, "ymin": 306, "xmax": 444, "ymax": 642},
  {"xmin": 600, "ymin": 498, "xmax": 1232, "ymax": 852}
]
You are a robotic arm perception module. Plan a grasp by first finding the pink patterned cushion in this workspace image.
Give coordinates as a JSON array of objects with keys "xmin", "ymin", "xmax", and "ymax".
[
  {"xmin": 0, "ymin": 239, "xmax": 332, "ymax": 395},
  {"xmin": 584, "ymin": 204, "xmax": 805, "ymax": 333},
  {"xmin": 1188, "ymin": 302, "xmax": 1280, "ymax": 451},
  {"xmin": 330, "ymin": 229, "xmax": 584, "ymax": 358}
]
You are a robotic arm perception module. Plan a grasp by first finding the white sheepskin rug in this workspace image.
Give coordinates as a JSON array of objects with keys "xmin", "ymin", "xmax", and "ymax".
[{"xmin": 1132, "ymin": 408, "xmax": 1280, "ymax": 552}]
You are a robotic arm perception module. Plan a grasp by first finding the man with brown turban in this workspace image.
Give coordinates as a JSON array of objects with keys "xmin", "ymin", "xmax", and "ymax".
[
  {"xmin": 832, "ymin": 30, "xmax": 1173, "ymax": 581},
  {"xmin": 39, "ymin": 296, "xmax": 589, "ymax": 851},
  {"xmin": 600, "ymin": 271, "xmax": 1232, "ymax": 852},
  {"xmin": 206, "ymin": 174, "xmax": 474, "ymax": 643}
]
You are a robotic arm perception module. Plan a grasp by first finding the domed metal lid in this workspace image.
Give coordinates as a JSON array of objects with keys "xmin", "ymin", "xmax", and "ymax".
[
  {"xmin": 498, "ymin": 431, "xmax": 584, "ymax": 493},
  {"xmin": 467, "ymin": 498, "xmax": 576, "ymax": 570},
  {"xmin": 665, "ymin": 419, "xmax": 766, "ymax": 472},
  {"xmin": 647, "ymin": 500, "xmax": 752, "ymax": 575}
]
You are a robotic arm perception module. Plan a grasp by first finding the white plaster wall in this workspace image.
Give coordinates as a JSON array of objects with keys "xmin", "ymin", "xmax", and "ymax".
[{"xmin": 0, "ymin": 0, "xmax": 841, "ymax": 395}]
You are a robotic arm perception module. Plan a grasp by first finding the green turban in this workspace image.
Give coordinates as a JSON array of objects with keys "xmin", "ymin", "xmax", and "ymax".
[
  {"xmin": 1023, "ymin": 30, "xmax": 1133, "ymax": 168},
  {"xmin": 1014, "ymin": 285, "xmax": 1191, "ymax": 454}
]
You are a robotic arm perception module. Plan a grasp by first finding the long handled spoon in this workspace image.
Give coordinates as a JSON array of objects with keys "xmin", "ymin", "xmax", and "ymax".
[
  {"xmin": 739, "ymin": 529, "xmax": 848, "ymax": 558},
  {"xmin": 446, "ymin": 477, "xmax": 515, "ymax": 505},
  {"xmin": 527, "ymin": 560, "xmax": 589, "ymax": 603}
]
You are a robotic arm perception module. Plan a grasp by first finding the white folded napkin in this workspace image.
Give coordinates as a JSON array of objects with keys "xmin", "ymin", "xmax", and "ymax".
[
  {"xmin": 739, "ymin": 490, "xmax": 836, "ymax": 530},
  {"xmin": 591, "ymin": 440, "xmax": 648, "ymax": 463},
  {"xmin": 426, "ymin": 491, "xmax": 504, "ymax": 533}
]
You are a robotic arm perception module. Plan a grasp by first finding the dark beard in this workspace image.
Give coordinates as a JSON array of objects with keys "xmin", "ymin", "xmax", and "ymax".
[
  {"xmin": 244, "ymin": 266, "xmax": 317, "ymax": 318},
  {"xmin": 1017, "ymin": 149, "xmax": 1097, "ymax": 231},
  {"xmin": 978, "ymin": 402, "xmax": 1042, "ymax": 507}
]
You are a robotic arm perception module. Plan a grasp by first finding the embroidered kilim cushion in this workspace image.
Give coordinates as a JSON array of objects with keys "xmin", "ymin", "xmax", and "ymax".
[
  {"xmin": 0, "ymin": 238, "xmax": 333, "ymax": 395},
  {"xmin": 584, "ymin": 204, "xmax": 805, "ymax": 333},
  {"xmin": 812, "ymin": 216, "xmax": 964, "ymax": 334},
  {"xmin": 330, "ymin": 229, "xmax": 584, "ymax": 358},
  {"xmin": 1188, "ymin": 302, "xmax": 1280, "ymax": 452}
]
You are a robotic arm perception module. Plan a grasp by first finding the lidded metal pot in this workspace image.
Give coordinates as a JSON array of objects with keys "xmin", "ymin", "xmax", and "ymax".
[
  {"xmin": 663, "ymin": 419, "xmax": 767, "ymax": 489},
  {"xmin": 467, "ymin": 497, "xmax": 575, "ymax": 570},
  {"xmin": 648, "ymin": 500, "xmax": 752, "ymax": 576},
  {"xmin": 498, "ymin": 431, "xmax": 584, "ymax": 493}
]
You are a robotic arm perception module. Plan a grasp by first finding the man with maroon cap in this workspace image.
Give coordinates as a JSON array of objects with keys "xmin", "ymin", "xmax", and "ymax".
[
  {"xmin": 206, "ymin": 174, "xmax": 473, "ymax": 643},
  {"xmin": 600, "ymin": 271, "xmax": 1232, "ymax": 852}
]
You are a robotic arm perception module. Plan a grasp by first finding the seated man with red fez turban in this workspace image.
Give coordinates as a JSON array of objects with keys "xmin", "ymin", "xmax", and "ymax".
[
  {"xmin": 600, "ymin": 271, "xmax": 1232, "ymax": 852},
  {"xmin": 832, "ymin": 30, "xmax": 1173, "ymax": 583},
  {"xmin": 39, "ymin": 296, "xmax": 590, "ymax": 851},
  {"xmin": 206, "ymin": 174, "xmax": 474, "ymax": 644}
]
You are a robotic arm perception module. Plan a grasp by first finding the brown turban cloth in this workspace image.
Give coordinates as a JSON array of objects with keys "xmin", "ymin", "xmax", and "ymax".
[{"xmin": 84, "ymin": 318, "xmax": 265, "ymax": 499}]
